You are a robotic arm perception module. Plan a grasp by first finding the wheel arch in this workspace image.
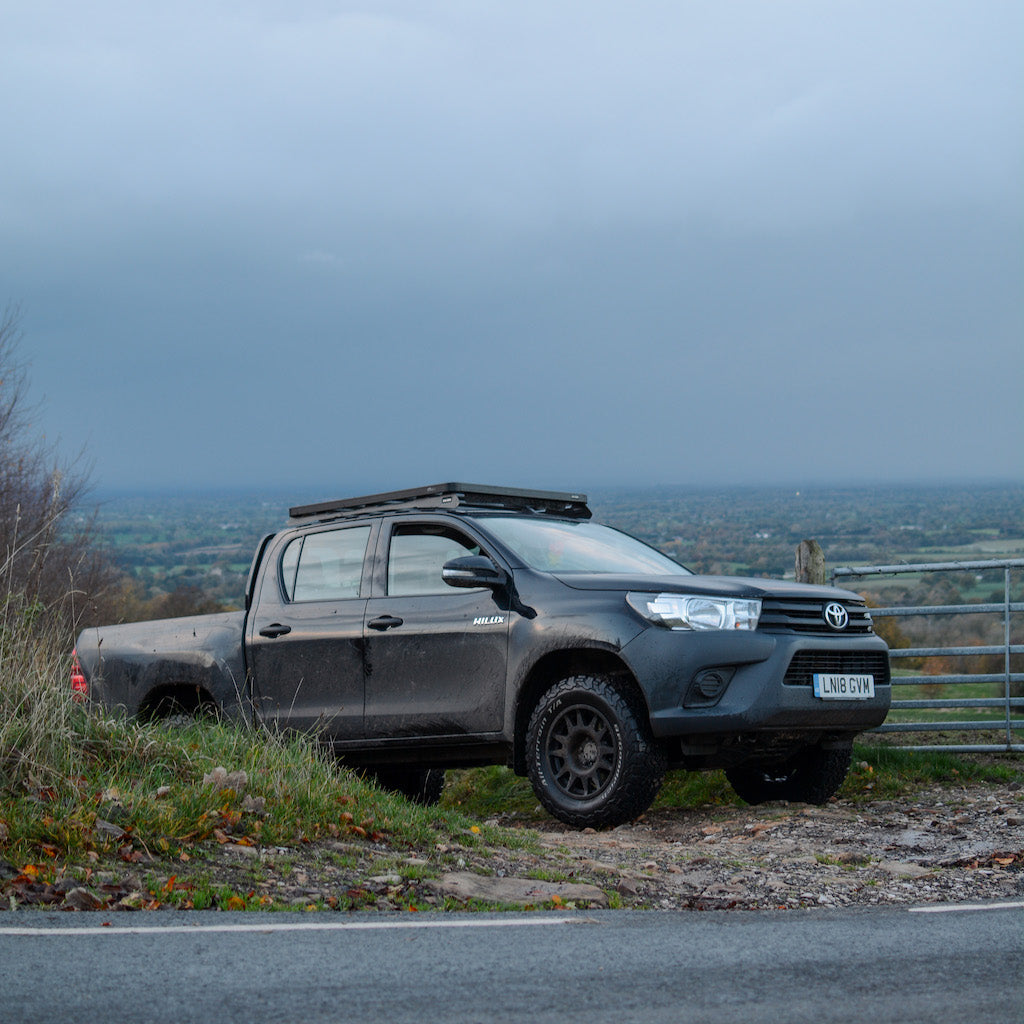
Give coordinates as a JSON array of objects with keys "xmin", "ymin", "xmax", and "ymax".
[
  {"xmin": 511, "ymin": 649, "xmax": 648, "ymax": 775},
  {"xmin": 138, "ymin": 682, "xmax": 218, "ymax": 721}
]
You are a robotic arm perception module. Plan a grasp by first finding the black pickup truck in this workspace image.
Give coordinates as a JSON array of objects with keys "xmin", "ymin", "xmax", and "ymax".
[{"xmin": 73, "ymin": 483, "xmax": 890, "ymax": 828}]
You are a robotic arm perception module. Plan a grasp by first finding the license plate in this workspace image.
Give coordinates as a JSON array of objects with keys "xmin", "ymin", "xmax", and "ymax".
[{"xmin": 812, "ymin": 674, "xmax": 875, "ymax": 700}]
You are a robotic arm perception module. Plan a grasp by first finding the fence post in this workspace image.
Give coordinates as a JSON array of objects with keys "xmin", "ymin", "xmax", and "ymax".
[{"xmin": 795, "ymin": 540, "xmax": 826, "ymax": 585}]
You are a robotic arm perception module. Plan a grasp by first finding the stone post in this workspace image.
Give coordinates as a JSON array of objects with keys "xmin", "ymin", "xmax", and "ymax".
[{"xmin": 795, "ymin": 540, "xmax": 826, "ymax": 585}]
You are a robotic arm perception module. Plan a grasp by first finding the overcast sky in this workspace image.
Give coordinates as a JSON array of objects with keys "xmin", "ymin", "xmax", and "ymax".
[{"xmin": 2, "ymin": 1, "xmax": 1021, "ymax": 496}]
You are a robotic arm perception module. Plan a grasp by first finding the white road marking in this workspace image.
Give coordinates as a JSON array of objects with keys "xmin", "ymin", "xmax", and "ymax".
[
  {"xmin": 0, "ymin": 915, "xmax": 587, "ymax": 937},
  {"xmin": 909, "ymin": 901, "xmax": 1024, "ymax": 914}
]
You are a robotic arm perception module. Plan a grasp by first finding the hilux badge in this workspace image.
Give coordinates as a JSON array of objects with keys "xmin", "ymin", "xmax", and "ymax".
[{"xmin": 824, "ymin": 602, "xmax": 849, "ymax": 630}]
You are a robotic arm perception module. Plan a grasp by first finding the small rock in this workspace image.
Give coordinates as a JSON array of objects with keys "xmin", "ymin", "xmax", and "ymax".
[
  {"xmin": 94, "ymin": 819, "xmax": 127, "ymax": 840},
  {"xmin": 429, "ymin": 871, "xmax": 608, "ymax": 908},
  {"xmin": 876, "ymin": 861, "xmax": 934, "ymax": 879},
  {"xmin": 223, "ymin": 843, "xmax": 260, "ymax": 859},
  {"xmin": 203, "ymin": 767, "xmax": 248, "ymax": 792},
  {"xmin": 64, "ymin": 887, "xmax": 103, "ymax": 911}
]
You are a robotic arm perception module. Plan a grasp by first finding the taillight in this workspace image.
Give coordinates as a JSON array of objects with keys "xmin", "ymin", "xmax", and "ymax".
[{"xmin": 70, "ymin": 649, "xmax": 87, "ymax": 702}]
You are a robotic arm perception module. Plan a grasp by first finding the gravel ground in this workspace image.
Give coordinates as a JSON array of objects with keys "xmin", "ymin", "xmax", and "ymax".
[
  {"xmin": 512, "ymin": 780, "xmax": 1024, "ymax": 909},
  {"xmin": 4, "ymin": 780, "xmax": 1021, "ymax": 913}
]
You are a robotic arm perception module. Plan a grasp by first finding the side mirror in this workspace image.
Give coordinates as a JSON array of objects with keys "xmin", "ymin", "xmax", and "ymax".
[{"xmin": 442, "ymin": 555, "xmax": 508, "ymax": 590}]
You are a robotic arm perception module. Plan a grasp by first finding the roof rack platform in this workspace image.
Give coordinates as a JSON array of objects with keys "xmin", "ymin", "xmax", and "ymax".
[{"xmin": 289, "ymin": 483, "xmax": 591, "ymax": 522}]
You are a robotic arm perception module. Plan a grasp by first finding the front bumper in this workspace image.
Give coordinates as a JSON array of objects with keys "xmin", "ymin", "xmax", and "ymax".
[{"xmin": 620, "ymin": 626, "xmax": 891, "ymax": 738}]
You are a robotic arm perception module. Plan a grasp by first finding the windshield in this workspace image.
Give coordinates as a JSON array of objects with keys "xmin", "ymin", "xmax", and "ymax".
[{"xmin": 481, "ymin": 517, "xmax": 689, "ymax": 575}]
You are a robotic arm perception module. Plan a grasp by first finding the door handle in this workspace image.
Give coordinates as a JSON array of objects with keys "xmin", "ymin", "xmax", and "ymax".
[
  {"xmin": 367, "ymin": 615, "xmax": 404, "ymax": 631},
  {"xmin": 259, "ymin": 623, "xmax": 292, "ymax": 638}
]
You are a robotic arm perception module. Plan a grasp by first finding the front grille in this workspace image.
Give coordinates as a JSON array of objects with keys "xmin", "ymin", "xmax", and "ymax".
[
  {"xmin": 759, "ymin": 598, "xmax": 874, "ymax": 635},
  {"xmin": 783, "ymin": 650, "xmax": 891, "ymax": 687}
]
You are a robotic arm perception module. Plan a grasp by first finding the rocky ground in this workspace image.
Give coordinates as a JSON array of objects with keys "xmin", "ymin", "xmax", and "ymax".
[
  {"xmin": 6, "ymin": 778, "xmax": 1020, "ymax": 913},
  {"xmin": 517, "ymin": 780, "xmax": 1024, "ymax": 910}
]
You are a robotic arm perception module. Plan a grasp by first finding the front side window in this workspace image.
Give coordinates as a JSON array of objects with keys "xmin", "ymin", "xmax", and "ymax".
[
  {"xmin": 280, "ymin": 526, "xmax": 371, "ymax": 602},
  {"xmin": 387, "ymin": 525, "xmax": 482, "ymax": 596}
]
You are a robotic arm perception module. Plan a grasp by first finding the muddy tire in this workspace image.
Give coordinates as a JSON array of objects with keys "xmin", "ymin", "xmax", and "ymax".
[
  {"xmin": 526, "ymin": 675, "xmax": 666, "ymax": 829},
  {"xmin": 726, "ymin": 744, "xmax": 852, "ymax": 806}
]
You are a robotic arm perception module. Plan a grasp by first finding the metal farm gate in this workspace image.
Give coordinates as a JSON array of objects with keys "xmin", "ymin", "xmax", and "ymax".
[{"xmin": 831, "ymin": 558, "xmax": 1024, "ymax": 753}]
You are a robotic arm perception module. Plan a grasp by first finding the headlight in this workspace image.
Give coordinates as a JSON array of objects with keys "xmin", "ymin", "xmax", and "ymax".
[{"xmin": 626, "ymin": 592, "xmax": 761, "ymax": 631}]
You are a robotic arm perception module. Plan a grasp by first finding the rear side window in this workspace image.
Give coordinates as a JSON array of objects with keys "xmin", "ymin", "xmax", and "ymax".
[{"xmin": 280, "ymin": 526, "xmax": 371, "ymax": 602}]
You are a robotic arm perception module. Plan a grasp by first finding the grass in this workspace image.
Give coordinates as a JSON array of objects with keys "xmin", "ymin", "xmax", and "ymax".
[{"xmin": 0, "ymin": 596, "xmax": 527, "ymax": 906}]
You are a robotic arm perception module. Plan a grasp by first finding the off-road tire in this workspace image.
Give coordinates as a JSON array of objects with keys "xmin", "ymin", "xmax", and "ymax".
[
  {"xmin": 149, "ymin": 696, "xmax": 219, "ymax": 727},
  {"xmin": 725, "ymin": 744, "xmax": 852, "ymax": 806},
  {"xmin": 526, "ymin": 674, "xmax": 667, "ymax": 829},
  {"xmin": 369, "ymin": 767, "xmax": 446, "ymax": 806}
]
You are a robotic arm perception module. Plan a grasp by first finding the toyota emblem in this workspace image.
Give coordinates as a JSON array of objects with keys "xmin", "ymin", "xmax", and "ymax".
[{"xmin": 824, "ymin": 602, "xmax": 849, "ymax": 630}]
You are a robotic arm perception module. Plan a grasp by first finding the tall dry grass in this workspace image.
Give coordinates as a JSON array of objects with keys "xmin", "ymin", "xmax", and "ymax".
[{"xmin": 0, "ymin": 591, "xmax": 82, "ymax": 793}]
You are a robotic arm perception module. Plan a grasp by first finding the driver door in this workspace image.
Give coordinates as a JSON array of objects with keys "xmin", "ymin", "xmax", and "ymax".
[{"xmin": 362, "ymin": 520, "xmax": 510, "ymax": 738}]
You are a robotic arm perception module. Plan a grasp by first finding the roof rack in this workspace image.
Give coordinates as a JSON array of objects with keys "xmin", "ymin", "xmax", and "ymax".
[{"xmin": 289, "ymin": 483, "xmax": 591, "ymax": 522}]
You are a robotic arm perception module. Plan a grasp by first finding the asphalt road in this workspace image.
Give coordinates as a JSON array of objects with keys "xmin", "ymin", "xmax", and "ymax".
[{"xmin": 1, "ymin": 904, "xmax": 1022, "ymax": 1023}]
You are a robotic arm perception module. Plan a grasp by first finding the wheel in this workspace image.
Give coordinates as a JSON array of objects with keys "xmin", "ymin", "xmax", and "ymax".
[
  {"xmin": 368, "ymin": 767, "xmax": 446, "ymax": 806},
  {"xmin": 726, "ymin": 744, "xmax": 852, "ymax": 805},
  {"xmin": 148, "ymin": 694, "xmax": 219, "ymax": 726},
  {"xmin": 525, "ymin": 675, "xmax": 666, "ymax": 829}
]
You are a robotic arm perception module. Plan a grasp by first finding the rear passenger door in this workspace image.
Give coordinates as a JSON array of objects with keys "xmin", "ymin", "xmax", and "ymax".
[
  {"xmin": 362, "ymin": 519, "xmax": 510, "ymax": 738},
  {"xmin": 248, "ymin": 523, "xmax": 373, "ymax": 738}
]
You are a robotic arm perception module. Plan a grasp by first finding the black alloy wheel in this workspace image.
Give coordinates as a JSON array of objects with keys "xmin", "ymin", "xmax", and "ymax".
[{"xmin": 544, "ymin": 702, "xmax": 618, "ymax": 799}]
